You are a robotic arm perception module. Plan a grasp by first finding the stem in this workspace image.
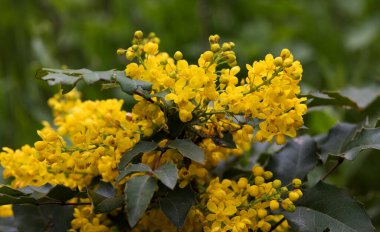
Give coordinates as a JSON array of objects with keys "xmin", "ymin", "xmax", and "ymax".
[
  {"xmin": 133, "ymin": 89, "xmax": 155, "ymax": 103},
  {"xmin": 269, "ymin": 216, "xmax": 286, "ymax": 232},
  {"xmin": 320, "ymin": 157, "xmax": 344, "ymax": 181}
]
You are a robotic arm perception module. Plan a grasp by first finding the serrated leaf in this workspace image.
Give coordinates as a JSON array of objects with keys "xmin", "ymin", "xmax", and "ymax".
[
  {"xmin": 114, "ymin": 72, "xmax": 152, "ymax": 95},
  {"xmin": 304, "ymin": 91, "xmax": 357, "ymax": 108},
  {"xmin": 154, "ymin": 163, "xmax": 178, "ymax": 189},
  {"xmin": 160, "ymin": 187, "xmax": 195, "ymax": 228},
  {"xmin": 125, "ymin": 175, "xmax": 157, "ymax": 227},
  {"xmin": 168, "ymin": 139, "xmax": 205, "ymax": 164},
  {"xmin": 118, "ymin": 141, "xmax": 158, "ymax": 169},
  {"xmin": 116, "ymin": 163, "xmax": 153, "ymax": 183},
  {"xmin": 0, "ymin": 184, "xmax": 78, "ymax": 205},
  {"xmin": 267, "ymin": 135, "xmax": 318, "ymax": 184},
  {"xmin": 318, "ymin": 123, "xmax": 380, "ymax": 161},
  {"xmin": 318, "ymin": 123, "xmax": 357, "ymax": 162},
  {"xmin": 342, "ymin": 128, "xmax": 380, "ymax": 160},
  {"xmin": 305, "ymin": 86, "xmax": 380, "ymax": 110},
  {"xmin": 36, "ymin": 68, "xmax": 152, "ymax": 95},
  {"xmin": 284, "ymin": 181, "xmax": 374, "ymax": 232}
]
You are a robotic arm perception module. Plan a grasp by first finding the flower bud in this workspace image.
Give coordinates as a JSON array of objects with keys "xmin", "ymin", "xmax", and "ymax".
[
  {"xmin": 116, "ymin": 48, "xmax": 126, "ymax": 55},
  {"xmin": 211, "ymin": 43, "xmax": 220, "ymax": 52},
  {"xmin": 174, "ymin": 51, "xmax": 183, "ymax": 60},
  {"xmin": 134, "ymin": 30, "xmax": 143, "ymax": 39},
  {"xmin": 274, "ymin": 56, "xmax": 283, "ymax": 66}
]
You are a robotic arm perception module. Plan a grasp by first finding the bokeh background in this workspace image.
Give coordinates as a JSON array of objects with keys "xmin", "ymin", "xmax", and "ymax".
[{"xmin": 1, "ymin": 0, "xmax": 380, "ymax": 229}]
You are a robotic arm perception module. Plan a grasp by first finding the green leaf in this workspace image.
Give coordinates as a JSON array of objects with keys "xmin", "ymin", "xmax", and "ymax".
[
  {"xmin": 114, "ymin": 72, "xmax": 152, "ymax": 95},
  {"xmin": 13, "ymin": 204, "xmax": 73, "ymax": 232},
  {"xmin": 342, "ymin": 128, "xmax": 380, "ymax": 160},
  {"xmin": 125, "ymin": 175, "xmax": 157, "ymax": 227},
  {"xmin": 154, "ymin": 163, "xmax": 178, "ymax": 189},
  {"xmin": 0, "ymin": 184, "xmax": 78, "ymax": 205},
  {"xmin": 36, "ymin": 68, "xmax": 152, "ymax": 95},
  {"xmin": 46, "ymin": 185, "xmax": 78, "ymax": 202},
  {"xmin": 118, "ymin": 141, "xmax": 158, "ymax": 169},
  {"xmin": 318, "ymin": 123, "xmax": 357, "ymax": 162},
  {"xmin": 160, "ymin": 187, "xmax": 195, "ymax": 228},
  {"xmin": 267, "ymin": 135, "xmax": 318, "ymax": 184},
  {"xmin": 116, "ymin": 163, "xmax": 153, "ymax": 183},
  {"xmin": 168, "ymin": 139, "xmax": 205, "ymax": 164},
  {"xmin": 0, "ymin": 185, "xmax": 27, "ymax": 197},
  {"xmin": 95, "ymin": 195, "xmax": 124, "ymax": 213},
  {"xmin": 305, "ymin": 86, "xmax": 380, "ymax": 110},
  {"xmin": 318, "ymin": 123, "xmax": 380, "ymax": 160},
  {"xmin": 87, "ymin": 189, "xmax": 124, "ymax": 213},
  {"xmin": 284, "ymin": 181, "xmax": 374, "ymax": 232}
]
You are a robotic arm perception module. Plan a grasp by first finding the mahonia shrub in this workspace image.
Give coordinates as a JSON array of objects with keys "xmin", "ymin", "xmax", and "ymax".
[{"xmin": 0, "ymin": 31, "xmax": 376, "ymax": 232}]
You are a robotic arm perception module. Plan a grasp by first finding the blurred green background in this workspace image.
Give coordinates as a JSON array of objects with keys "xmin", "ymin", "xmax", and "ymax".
[{"xmin": 1, "ymin": 0, "xmax": 380, "ymax": 228}]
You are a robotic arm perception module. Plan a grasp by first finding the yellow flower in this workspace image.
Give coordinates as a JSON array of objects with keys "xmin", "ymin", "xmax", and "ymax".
[{"xmin": 206, "ymin": 202, "xmax": 237, "ymax": 222}]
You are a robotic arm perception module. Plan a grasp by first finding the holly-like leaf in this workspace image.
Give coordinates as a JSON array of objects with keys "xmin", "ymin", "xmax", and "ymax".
[
  {"xmin": 118, "ymin": 141, "xmax": 158, "ymax": 169},
  {"xmin": 318, "ymin": 122, "xmax": 357, "ymax": 162},
  {"xmin": 36, "ymin": 68, "xmax": 152, "ymax": 95},
  {"xmin": 342, "ymin": 128, "xmax": 380, "ymax": 160},
  {"xmin": 267, "ymin": 135, "xmax": 318, "ymax": 184},
  {"xmin": 168, "ymin": 139, "xmax": 205, "ymax": 164},
  {"xmin": 0, "ymin": 184, "xmax": 78, "ymax": 206},
  {"xmin": 116, "ymin": 163, "xmax": 153, "ymax": 183},
  {"xmin": 153, "ymin": 163, "xmax": 178, "ymax": 190},
  {"xmin": 160, "ymin": 187, "xmax": 195, "ymax": 228},
  {"xmin": 284, "ymin": 181, "xmax": 374, "ymax": 232},
  {"xmin": 318, "ymin": 123, "xmax": 380, "ymax": 161},
  {"xmin": 305, "ymin": 86, "xmax": 380, "ymax": 110},
  {"xmin": 114, "ymin": 73, "xmax": 152, "ymax": 95},
  {"xmin": 125, "ymin": 175, "xmax": 157, "ymax": 227},
  {"xmin": 87, "ymin": 189, "xmax": 124, "ymax": 213}
]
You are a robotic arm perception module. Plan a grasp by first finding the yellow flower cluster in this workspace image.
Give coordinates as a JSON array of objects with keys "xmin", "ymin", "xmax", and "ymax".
[
  {"xmin": 128, "ymin": 166, "xmax": 302, "ymax": 232},
  {"xmin": 69, "ymin": 204, "xmax": 112, "ymax": 232},
  {"xmin": 197, "ymin": 166, "xmax": 302, "ymax": 232},
  {"xmin": 0, "ymin": 31, "xmax": 307, "ymax": 231},
  {"xmin": 121, "ymin": 31, "xmax": 306, "ymax": 145},
  {"xmin": 0, "ymin": 91, "xmax": 141, "ymax": 189}
]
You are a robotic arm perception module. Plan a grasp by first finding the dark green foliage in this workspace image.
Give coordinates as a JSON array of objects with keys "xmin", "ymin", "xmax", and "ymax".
[
  {"xmin": 284, "ymin": 181, "xmax": 374, "ymax": 232},
  {"xmin": 160, "ymin": 187, "xmax": 195, "ymax": 228},
  {"xmin": 168, "ymin": 139, "xmax": 205, "ymax": 164},
  {"xmin": 124, "ymin": 175, "xmax": 157, "ymax": 227},
  {"xmin": 267, "ymin": 135, "xmax": 318, "ymax": 184}
]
